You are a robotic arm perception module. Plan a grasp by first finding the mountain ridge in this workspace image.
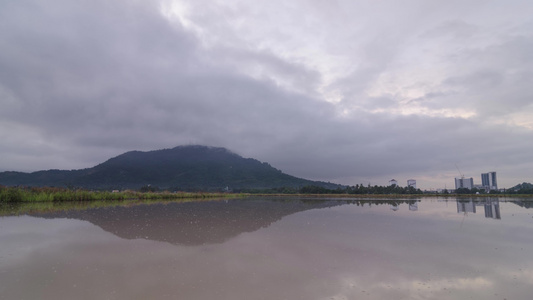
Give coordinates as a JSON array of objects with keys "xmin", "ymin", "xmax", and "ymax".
[{"xmin": 0, "ymin": 145, "xmax": 339, "ymax": 191}]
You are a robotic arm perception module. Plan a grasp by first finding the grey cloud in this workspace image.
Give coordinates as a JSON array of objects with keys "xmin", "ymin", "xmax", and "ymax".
[
  {"xmin": 436, "ymin": 35, "xmax": 533, "ymax": 117},
  {"xmin": 202, "ymin": 47, "xmax": 323, "ymax": 96},
  {"xmin": 419, "ymin": 20, "xmax": 479, "ymax": 40},
  {"xmin": 0, "ymin": 0, "xmax": 532, "ymax": 189}
]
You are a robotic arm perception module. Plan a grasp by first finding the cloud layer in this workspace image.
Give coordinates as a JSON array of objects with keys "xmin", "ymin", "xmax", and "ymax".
[{"xmin": 1, "ymin": 0, "xmax": 532, "ymax": 189}]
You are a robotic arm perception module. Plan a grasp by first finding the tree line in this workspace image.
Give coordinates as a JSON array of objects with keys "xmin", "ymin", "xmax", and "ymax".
[{"xmin": 240, "ymin": 184, "xmax": 423, "ymax": 195}]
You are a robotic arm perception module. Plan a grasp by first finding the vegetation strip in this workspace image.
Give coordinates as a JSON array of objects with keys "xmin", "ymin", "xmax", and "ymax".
[{"xmin": 0, "ymin": 186, "xmax": 244, "ymax": 203}]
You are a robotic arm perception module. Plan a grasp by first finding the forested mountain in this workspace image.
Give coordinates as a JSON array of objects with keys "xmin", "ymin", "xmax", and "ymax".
[
  {"xmin": 511, "ymin": 182, "xmax": 533, "ymax": 190},
  {"xmin": 509, "ymin": 182, "xmax": 533, "ymax": 194},
  {"xmin": 0, "ymin": 145, "xmax": 338, "ymax": 191}
]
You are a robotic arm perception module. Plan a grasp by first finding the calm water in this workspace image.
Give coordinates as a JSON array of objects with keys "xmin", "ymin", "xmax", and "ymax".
[{"xmin": 1, "ymin": 197, "xmax": 532, "ymax": 300}]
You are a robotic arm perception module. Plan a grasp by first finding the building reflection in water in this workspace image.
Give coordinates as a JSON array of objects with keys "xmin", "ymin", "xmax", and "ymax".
[
  {"xmin": 456, "ymin": 198, "xmax": 500, "ymax": 219},
  {"xmin": 483, "ymin": 198, "xmax": 501, "ymax": 219},
  {"xmin": 457, "ymin": 200, "xmax": 476, "ymax": 214},
  {"xmin": 389, "ymin": 201, "xmax": 419, "ymax": 212}
]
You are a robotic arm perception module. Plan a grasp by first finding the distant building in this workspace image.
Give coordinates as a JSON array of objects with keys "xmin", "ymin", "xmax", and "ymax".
[
  {"xmin": 481, "ymin": 172, "xmax": 498, "ymax": 191},
  {"xmin": 407, "ymin": 179, "xmax": 416, "ymax": 189},
  {"xmin": 455, "ymin": 177, "xmax": 474, "ymax": 190},
  {"xmin": 389, "ymin": 179, "xmax": 398, "ymax": 186}
]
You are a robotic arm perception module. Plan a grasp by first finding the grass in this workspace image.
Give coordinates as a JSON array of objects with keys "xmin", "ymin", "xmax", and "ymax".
[
  {"xmin": 0, "ymin": 196, "xmax": 238, "ymax": 216},
  {"xmin": 0, "ymin": 186, "xmax": 245, "ymax": 203}
]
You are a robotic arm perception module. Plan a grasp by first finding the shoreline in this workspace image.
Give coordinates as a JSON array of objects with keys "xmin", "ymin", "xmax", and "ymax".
[
  {"xmin": 1, "ymin": 185, "xmax": 532, "ymax": 203},
  {"xmin": 248, "ymin": 193, "xmax": 533, "ymax": 199}
]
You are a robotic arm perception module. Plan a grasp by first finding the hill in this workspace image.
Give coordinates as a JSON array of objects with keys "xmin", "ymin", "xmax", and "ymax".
[
  {"xmin": 0, "ymin": 145, "xmax": 338, "ymax": 191},
  {"xmin": 510, "ymin": 182, "xmax": 533, "ymax": 191},
  {"xmin": 509, "ymin": 182, "xmax": 533, "ymax": 194}
]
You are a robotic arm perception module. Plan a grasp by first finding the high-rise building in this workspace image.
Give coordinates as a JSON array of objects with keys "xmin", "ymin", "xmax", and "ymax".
[
  {"xmin": 455, "ymin": 177, "xmax": 474, "ymax": 190},
  {"xmin": 407, "ymin": 179, "xmax": 416, "ymax": 189},
  {"xmin": 481, "ymin": 171, "xmax": 498, "ymax": 190}
]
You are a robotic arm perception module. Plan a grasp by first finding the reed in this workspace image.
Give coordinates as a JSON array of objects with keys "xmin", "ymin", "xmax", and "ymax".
[
  {"xmin": 0, "ymin": 196, "xmax": 239, "ymax": 216},
  {"xmin": 0, "ymin": 186, "xmax": 245, "ymax": 203}
]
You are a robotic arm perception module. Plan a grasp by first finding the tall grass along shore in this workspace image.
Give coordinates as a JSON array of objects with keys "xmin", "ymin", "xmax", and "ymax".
[{"xmin": 0, "ymin": 186, "xmax": 241, "ymax": 203}]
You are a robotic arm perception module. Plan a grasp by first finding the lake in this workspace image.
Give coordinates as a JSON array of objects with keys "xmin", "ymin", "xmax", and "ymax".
[{"xmin": 1, "ymin": 197, "xmax": 532, "ymax": 299}]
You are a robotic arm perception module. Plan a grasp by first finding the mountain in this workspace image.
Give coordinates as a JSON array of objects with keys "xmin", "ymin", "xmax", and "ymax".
[
  {"xmin": 0, "ymin": 145, "xmax": 338, "ymax": 190},
  {"xmin": 510, "ymin": 182, "xmax": 533, "ymax": 191}
]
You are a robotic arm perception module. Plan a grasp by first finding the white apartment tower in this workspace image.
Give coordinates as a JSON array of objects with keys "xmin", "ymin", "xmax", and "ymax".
[{"xmin": 455, "ymin": 177, "xmax": 474, "ymax": 190}]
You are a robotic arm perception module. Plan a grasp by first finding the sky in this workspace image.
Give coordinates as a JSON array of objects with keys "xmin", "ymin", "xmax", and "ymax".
[{"xmin": 1, "ymin": 0, "xmax": 532, "ymax": 190}]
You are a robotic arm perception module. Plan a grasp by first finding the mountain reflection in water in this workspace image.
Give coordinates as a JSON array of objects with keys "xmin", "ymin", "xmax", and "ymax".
[
  {"xmin": 31, "ymin": 199, "xmax": 349, "ymax": 245},
  {"xmin": 28, "ymin": 198, "xmax": 422, "ymax": 245}
]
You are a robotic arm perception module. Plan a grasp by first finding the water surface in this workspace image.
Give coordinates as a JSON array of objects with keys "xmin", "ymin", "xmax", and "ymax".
[{"xmin": 1, "ymin": 197, "xmax": 532, "ymax": 299}]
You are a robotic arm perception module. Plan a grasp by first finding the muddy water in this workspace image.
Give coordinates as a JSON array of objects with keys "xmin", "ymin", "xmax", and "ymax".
[{"xmin": 1, "ymin": 197, "xmax": 532, "ymax": 299}]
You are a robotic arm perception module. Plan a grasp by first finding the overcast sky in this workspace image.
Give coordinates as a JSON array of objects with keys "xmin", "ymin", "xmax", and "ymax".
[{"xmin": 1, "ymin": 0, "xmax": 532, "ymax": 189}]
